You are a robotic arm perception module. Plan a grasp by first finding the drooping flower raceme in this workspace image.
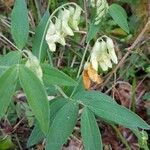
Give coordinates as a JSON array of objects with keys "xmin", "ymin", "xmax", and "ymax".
[
  {"xmin": 90, "ymin": 0, "xmax": 109, "ymax": 25},
  {"xmin": 45, "ymin": 5, "xmax": 82, "ymax": 52},
  {"xmin": 90, "ymin": 36, "xmax": 118, "ymax": 71}
]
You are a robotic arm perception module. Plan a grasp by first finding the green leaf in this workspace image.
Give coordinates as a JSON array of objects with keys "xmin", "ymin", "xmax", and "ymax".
[
  {"xmin": 0, "ymin": 51, "xmax": 21, "ymax": 76},
  {"xmin": 19, "ymin": 65, "xmax": 49, "ymax": 135},
  {"xmin": 27, "ymin": 98, "xmax": 68, "ymax": 148},
  {"xmin": 86, "ymin": 21, "xmax": 101, "ymax": 42},
  {"xmin": 81, "ymin": 107, "xmax": 103, "ymax": 150},
  {"xmin": 0, "ymin": 66, "xmax": 19, "ymax": 119},
  {"xmin": 32, "ymin": 11, "xmax": 49, "ymax": 62},
  {"xmin": 109, "ymin": 4, "xmax": 129, "ymax": 33},
  {"xmin": 49, "ymin": 98, "xmax": 68, "ymax": 122},
  {"xmin": 11, "ymin": 0, "xmax": 29, "ymax": 49},
  {"xmin": 143, "ymin": 92, "xmax": 150, "ymax": 100},
  {"xmin": 0, "ymin": 135, "xmax": 15, "ymax": 150},
  {"xmin": 42, "ymin": 64, "xmax": 77, "ymax": 87},
  {"xmin": 46, "ymin": 101, "xmax": 78, "ymax": 150},
  {"xmin": 73, "ymin": 91, "xmax": 150, "ymax": 129},
  {"xmin": 27, "ymin": 123, "xmax": 45, "ymax": 148}
]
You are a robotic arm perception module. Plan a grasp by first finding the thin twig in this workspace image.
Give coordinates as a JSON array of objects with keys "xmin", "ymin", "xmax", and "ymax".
[{"xmin": 0, "ymin": 33, "xmax": 20, "ymax": 51}]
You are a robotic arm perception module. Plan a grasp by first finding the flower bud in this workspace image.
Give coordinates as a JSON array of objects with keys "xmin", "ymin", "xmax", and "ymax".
[
  {"xmin": 93, "ymin": 0, "xmax": 109, "ymax": 25},
  {"xmin": 97, "ymin": 0, "xmax": 105, "ymax": 13},
  {"xmin": 97, "ymin": 0, "xmax": 102, "ymax": 7},
  {"xmin": 25, "ymin": 52, "xmax": 43, "ymax": 81}
]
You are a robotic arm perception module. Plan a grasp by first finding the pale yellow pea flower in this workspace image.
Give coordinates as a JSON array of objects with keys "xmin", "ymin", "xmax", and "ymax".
[
  {"xmin": 90, "ymin": 36, "xmax": 118, "ymax": 71},
  {"xmin": 68, "ymin": 5, "xmax": 82, "ymax": 31},
  {"xmin": 58, "ymin": 8, "xmax": 74, "ymax": 36}
]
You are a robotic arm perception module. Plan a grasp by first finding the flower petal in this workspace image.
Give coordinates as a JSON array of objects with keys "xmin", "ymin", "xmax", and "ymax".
[
  {"xmin": 47, "ymin": 42, "xmax": 56, "ymax": 52},
  {"xmin": 99, "ymin": 61, "xmax": 108, "ymax": 71},
  {"xmin": 46, "ymin": 22, "xmax": 56, "ymax": 38},
  {"xmin": 62, "ymin": 21, "xmax": 74, "ymax": 36},
  {"xmin": 106, "ymin": 37, "xmax": 118, "ymax": 64},
  {"xmin": 101, "ymin": 52, "xmax": 112, "ymax": 68},
  {"xmin": 91, "ymin": 57, "xmax": 99, "ymax": 71}
]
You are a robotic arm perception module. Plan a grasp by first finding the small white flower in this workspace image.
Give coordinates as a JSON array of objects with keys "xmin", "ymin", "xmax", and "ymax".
[{"xmin": 90, "ymin": 0, "xmax": 109, "ymax": 25}]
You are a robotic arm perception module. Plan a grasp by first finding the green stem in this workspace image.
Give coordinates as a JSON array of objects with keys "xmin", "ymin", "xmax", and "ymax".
[
  {"xmin": 47, "ymin": 50, "xmax": 53, "ymax": 67},
  {"xmin": 76, "ymin": 42, "xmax": 90, "ymax": 78},
  {"xmin": 111, "ymin": 125, "xmax": 131, "ymax": 150},
  {"xmin": 55, "ymin": 85, "xmax": 68, "ymax": 99},
  {"xmin": 47, "ymin": 49, "xmax": 69, "ymax": 99}
]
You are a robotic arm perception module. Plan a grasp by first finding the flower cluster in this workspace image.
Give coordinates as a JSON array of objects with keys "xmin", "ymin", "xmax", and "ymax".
[
  {"xmin": 46, "ymin": 5, "xmax": 82, "ymax": 52},
  {"xmin": 91, "ymin": 0, "xmax": 109, "ymax": 25},
  {"xmin": 90, "ymin": 36, "xmax": 118, "ymax": 71}
]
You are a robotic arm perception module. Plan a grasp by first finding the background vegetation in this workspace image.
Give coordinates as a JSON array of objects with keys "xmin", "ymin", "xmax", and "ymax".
[{"xmin": 0, "ymin": 0, "xmax": 150, "ymax": 149}]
